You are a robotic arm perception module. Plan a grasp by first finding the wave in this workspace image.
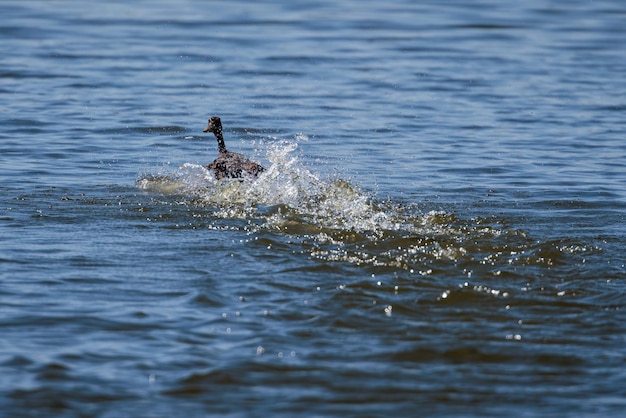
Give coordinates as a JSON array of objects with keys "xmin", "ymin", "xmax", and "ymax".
[{"xmin": 136, "ymin": 139, "xmax": 592, "ymax": 278}]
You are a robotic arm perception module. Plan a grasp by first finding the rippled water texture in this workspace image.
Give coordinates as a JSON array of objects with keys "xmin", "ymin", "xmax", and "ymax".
[{"xmin": 1, "ymin": 1, "xmax": 625, "ymax": 417}]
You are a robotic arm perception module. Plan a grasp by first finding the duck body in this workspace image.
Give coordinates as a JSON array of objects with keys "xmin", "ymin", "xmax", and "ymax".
[
  {"xmin": 207, "ymin": 151, "xmax": 265, "ymax": 180},
  {"xmin": 203, "ymin": 116, "xmax": 265, "ymax": 180}
]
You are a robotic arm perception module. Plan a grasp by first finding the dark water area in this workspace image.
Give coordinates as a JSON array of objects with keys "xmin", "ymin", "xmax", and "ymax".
[{"xmin": 1, "ymin": 1, "xmax": 625, "ymax": 417}]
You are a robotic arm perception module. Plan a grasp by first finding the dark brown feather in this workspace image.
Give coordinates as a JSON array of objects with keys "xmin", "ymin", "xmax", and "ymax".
[{"xmin": 207, "ymin": 151, "xmax": 265, "ymax": 180}]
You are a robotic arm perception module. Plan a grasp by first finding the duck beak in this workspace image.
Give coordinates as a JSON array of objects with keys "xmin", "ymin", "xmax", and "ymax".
[{"xmin": 203, "ymin": 126, "xmax": 210, "ymax": 133}]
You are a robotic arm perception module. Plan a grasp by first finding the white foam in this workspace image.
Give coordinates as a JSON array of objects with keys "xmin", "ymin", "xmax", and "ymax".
[
  {"xmin": 136, "ymin": 139, "xmax": 498, "ymax": 243},
  {"xmin": 136, "ymin": 139, "xmax": 404, "ymax": 232}
]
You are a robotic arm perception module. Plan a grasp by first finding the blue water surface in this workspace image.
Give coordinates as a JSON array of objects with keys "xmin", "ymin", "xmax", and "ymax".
[{"xmin": 1, "ymin": 1, "xmax": 625, "ymax": 417}]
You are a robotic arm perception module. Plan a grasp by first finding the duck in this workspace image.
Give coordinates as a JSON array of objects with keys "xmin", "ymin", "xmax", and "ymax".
[{"xmin": 202, "ymin": 116, "xmax": 265, "ymax": 180}]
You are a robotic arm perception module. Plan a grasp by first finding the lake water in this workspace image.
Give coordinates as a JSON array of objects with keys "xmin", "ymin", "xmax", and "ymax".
[{"xmin": 1, "ymin": 0, "xmax": 625, "ymax": 416}]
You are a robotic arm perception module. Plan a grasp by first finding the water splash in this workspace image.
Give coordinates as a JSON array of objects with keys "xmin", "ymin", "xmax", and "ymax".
[
  {"xmin": 137, "ymin": 139, "xmax": 406, "ymax": 234},
  {"xmin": 136, "ymin": 139, "xmax": 586, "ymax": 278}
]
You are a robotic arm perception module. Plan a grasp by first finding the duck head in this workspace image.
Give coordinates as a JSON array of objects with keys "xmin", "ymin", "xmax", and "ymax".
[{"xmin": 203, "ymin": 116, "xmax": 222, "ymax": 134}]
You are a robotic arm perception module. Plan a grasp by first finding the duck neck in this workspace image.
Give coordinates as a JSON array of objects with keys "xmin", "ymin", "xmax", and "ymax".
[{"xmin": 214, "ymin": 130, "xmax": 228, "ymax": 153}]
